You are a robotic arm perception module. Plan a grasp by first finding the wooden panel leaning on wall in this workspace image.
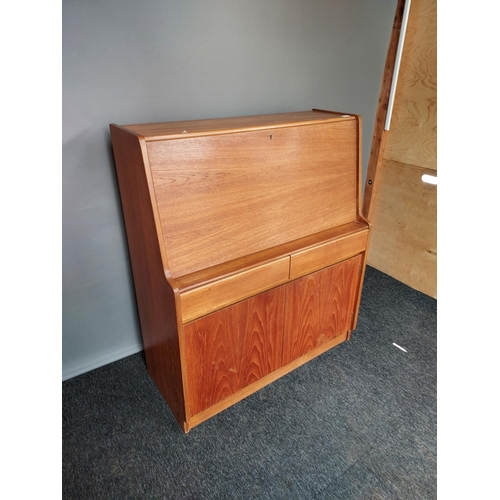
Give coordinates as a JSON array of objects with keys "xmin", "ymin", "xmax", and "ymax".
[
  {"xmin": 110, "ymin": 109, "xmax": 371, "ymax": 432},
  {"xmin": 363, "ymin": 0, "xmax": 437, "ymax": 298}
]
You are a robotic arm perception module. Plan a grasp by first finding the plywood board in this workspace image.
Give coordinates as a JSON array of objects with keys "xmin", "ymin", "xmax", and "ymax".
[
  {"xmin": 383, "ymin": 0, "xmax": 437, "ymax": 171},
  {"xmin": 364, "ymin": 0, "xmax": 437, "ymax": 298},
  {"xmin": 367, "ymin": 159, "xmax": 436, "ymax": 298}
]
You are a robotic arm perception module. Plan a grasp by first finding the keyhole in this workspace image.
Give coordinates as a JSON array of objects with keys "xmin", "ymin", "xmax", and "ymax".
[{"xmin": 270, "ymin": 135, "xmax": 272, "ymax": 140}]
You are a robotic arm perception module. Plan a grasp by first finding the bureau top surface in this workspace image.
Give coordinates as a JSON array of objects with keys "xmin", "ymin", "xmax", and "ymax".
[{"xmin": 115, "ymin": 109, "xmax": 356, "ymax": 142}]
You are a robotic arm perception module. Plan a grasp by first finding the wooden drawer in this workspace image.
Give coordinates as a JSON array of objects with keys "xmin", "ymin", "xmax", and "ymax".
[
  {"xmin": 289, "ymin": 230, "xmax": 368, "ymax": 280},
  {"xmin": 180, "ymin": 257, "xmax": 290, "ymax": 323}
]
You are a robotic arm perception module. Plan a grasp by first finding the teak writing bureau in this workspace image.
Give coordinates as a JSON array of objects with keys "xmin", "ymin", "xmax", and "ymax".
[{"xmin": 110, "ymin": 109, "xmax": 371, "ymax": 432}]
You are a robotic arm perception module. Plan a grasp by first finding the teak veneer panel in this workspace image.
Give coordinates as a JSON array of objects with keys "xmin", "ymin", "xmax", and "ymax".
[
  {"xmin": 179, "ymin": 227, "xmax": 369, "ymax": 324},
  {"xmin": 174, "ymin": 221, "xmax": 368, "ymax": 292},
  {"xmin": 109, "ymin": 126, "xmax": 186, "ymax": 426},
  {"xmin": 180, "ymin": 257, "xmax": 290, "ymax": 324},
  {"xmin": 290, "ymin": 229, "xmax": 368, "ymax": 280},
  {"xmin": 185, "ymin": 331, "xmax": 349, "ymax": 432},
  {"xmin": 121, "ymin": 110, "xmax": 351, "ymax": 141},
  {"xmin": 184, "ymin": 286, "xmax": 286, "ymax": 416},
  {"xmin": 283, "ymin": 255, "xmax": 363, "ymax": 365},
  {"xmin": 147, "ymin": 120, "xmax": 358, "ymax": 277},
  {"xmin": 110, "ymin": 109, "xmax": 370, "ymax": 432}
]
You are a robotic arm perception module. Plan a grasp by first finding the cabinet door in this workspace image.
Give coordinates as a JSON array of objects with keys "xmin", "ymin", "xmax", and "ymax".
[
  {"xmin": 184, "ymin": 285, "xmax": 285, "ymax": 416},
  {"xmin": 282, "ymin": 254, "xmax": 362, "ymax": 366}
]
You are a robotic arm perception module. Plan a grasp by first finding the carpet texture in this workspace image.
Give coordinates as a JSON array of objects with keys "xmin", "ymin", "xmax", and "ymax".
[{"xmin": 62, "ymin": 266, "xmax": 437, "ymax": 499}]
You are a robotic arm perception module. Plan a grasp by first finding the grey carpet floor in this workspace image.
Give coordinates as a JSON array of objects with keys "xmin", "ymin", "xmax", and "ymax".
[{"xmin": 62, "ymin": 266, "xmax": 437, "ymax": 499}]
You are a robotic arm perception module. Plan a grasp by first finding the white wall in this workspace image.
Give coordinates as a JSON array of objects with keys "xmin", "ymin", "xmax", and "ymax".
[{"xmin": 62, "ymin": 0, "xmax": 397, "ymax": 380}]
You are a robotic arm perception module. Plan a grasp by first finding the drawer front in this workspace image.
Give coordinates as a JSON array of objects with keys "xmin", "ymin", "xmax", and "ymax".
[
  {"xmin": 289, "ymin": 230, "xmax": 368, "ymax": 280},
  {"xmin": 180, "ymin": 257, "xmax": 290, "ymax": 323}
]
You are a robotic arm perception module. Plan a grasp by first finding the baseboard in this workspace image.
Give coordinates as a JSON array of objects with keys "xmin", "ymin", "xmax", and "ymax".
[{"xmin": 62, "ymin": 344, "xmax": 143, "ymax": 382}]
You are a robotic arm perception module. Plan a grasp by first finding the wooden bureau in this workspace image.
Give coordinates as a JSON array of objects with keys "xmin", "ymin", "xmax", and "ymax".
[{"xmin": 110, "ymin": 109, "xmax": 371, "ymax": 432}]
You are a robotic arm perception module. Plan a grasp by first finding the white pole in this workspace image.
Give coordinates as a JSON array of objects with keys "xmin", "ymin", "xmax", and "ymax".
[{"xmin": 384, "ymin": 0, "xmax": 412, "ymax": 131}]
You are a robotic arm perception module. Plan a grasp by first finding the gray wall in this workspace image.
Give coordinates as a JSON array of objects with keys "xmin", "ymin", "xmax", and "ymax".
[{"xmin": 62, "ymin": 0, "xmax": 397, "ymax": 380}]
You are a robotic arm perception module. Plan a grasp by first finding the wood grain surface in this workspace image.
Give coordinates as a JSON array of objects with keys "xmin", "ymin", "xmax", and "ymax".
[
  {"xmin": 363, "ymin": 0, "xmax": 437, "ymax": 298},
  {"xmin": 362, "ymin": 0, "xmax": 407, "ymax": 219},
  {"xmin": 282, "ymin": 255, "xmax": 362, "ymax": 365},
  {"xmin": 147, "ymin": 121, "xmax": 358, "ymax": 277},
  {"xmin": 109, "ymin": 125, "xmax": 187, "ymax": 426},
  {"xmin": 180, "ymin": 257, "xmax": 290, "ymax": 324},
  {"xmin": 184, "ymin": 330, "xmax": 349, "ymax": 431},
  {"xmin": 382, "ymin": 0, "xmax": 437, "ymax": 170},
  {"xmin": 290, "ymin": 229, "xmax": 368, "ymax": 280},
  {"xmin": 110, "ymin": 110, "xmax": 369, "ymax": 432},
  {"xmin": 174, "ymin": 221, "xmax": 369, "ymax": 291},
  {"xmin": 120, "ymin": 110, "xmax": 353, "ymax": 142},
  {"xmin": 184, "ymin": 286, "xmax": 286, "ymax": 415},
  {"xmin": 366, "ymin": 159, "xmax": 436, "ymax": 297}
]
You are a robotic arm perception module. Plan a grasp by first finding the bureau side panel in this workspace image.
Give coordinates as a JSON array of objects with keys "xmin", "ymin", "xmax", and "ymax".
[
  {"xmin": 147, "ymin": 120, "xmax": 358, "ymax": 277},
  {"xmin": 110, "ymin": 125, "xmax": 186, "ymax": 426}
]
